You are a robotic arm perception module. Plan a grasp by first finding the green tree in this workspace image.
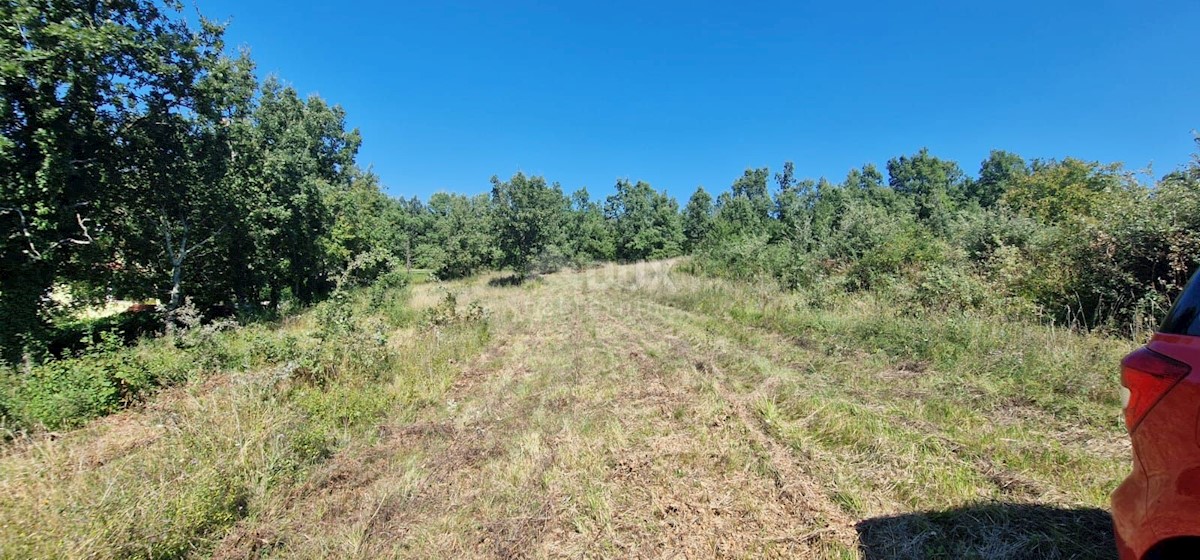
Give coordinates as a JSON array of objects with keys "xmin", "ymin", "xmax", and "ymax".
[
  {"xmin": 730, "ymin": 167, "xmax": 772, "ymax": 229},
  {"xmin": 773, "ymin": 178, "xmax": 813, "ymax": 244},
  {"xmin": 426, "ymin": 193, "xmax": 493, "ymax": 279},
  {"xmin": 0, "ymin": 1, "xmax": 225, "ymax": 360},
  {"xmin": 566, "ymin": 188, "xmax": 615, "ymax": 263},
  {"xmin": 887, "ymin": 148, "xmax": 965, "ymax": 231},
  {"xmin": 971, "ymin": 150, "xmax": 1027, "ymax": 208},
  {"xmin": 248, "ymin": 79, "xmax": 361, "ymax": 306},
  {"xmin": 106, "ymin": 51, "xmax": 262, "ymax": 316},
  {"xmin": 605, "ymin": 180, "xmax": 684, "ymax": 261},
  {"xmin": 490, "ymin": 172, "xmax": 566, "ymax": 277},
  {"xmin": 394, "ymin": 196, "xmax": 437, "ymax": 271},
  {"xmin": 324, "ymin": 169, "xmax": 406, "ymax": 286},
  {"xmin": 682, "ymin": 186, "xmax": 714, "ymax": 251},
  {"xmin": 843, "ymin": 163, "xmax": 903, "ymax": 212},
  {"xmin": 122, "ymin": 93, "xmax": 237, "ymax": 313},
  {"xmin": 771, "ymin": 162, "xmax": 819, "ymax": 244},
  {"xmin": 809, "ymin": 177, "xmax": 845, "ymax": 243},
  {"xmin": 1003, "ymin": 158, "xmax": 1127, "ymax": 223}
]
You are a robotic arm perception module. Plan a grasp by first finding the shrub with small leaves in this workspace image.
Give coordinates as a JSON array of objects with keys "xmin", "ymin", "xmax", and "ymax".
[
  {"xmin": 11, "ymin": 332, "xmax": 152, "ymax": 430},
  {"xmin": 421, "ymin": 290, "xmax": 489, "ymax": 329}
]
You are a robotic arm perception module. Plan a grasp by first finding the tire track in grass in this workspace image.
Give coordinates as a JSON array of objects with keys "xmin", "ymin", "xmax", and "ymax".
[
  {"xmin": 604, "ymin": 268, "xmax": 1122, "ymax": 558},
  {"xmin": 618, "ymin": 285, "xmax": 1108, "ymax": 493},
  {"xmin": 203, "ymin": 263, "xmax": 1111, "ymax": 559},
  {"xmin": 212, "ymin": 282, "xmax": 544, "ymax": 558},
  {"xmin": 629, "ymin": 292, "xmax": 1025, "ymax": 503},
  {"xmin": 579, "ymin": 292, "xmax": 859, "ymax": 556}
]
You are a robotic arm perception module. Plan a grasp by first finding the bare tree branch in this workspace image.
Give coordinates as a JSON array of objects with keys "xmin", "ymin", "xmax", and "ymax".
[
  {"xmin": 44, "ymin": 213, "xmax": 95, "ymax": 253},
  {"xmin": 183, "ymin": 225, "xmax": 223, "ymax": 258},
  {"xmin": 1, "ymin": 206, "xmax": 44, "ymax": 259},
  {"xmin": 2, "ymin": 206, "xmax": 96, "ymax": 261}
]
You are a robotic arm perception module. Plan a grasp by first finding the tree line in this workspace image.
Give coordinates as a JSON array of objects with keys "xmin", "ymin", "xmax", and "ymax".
[
  {"xmin": 686, "ymin": 144, "xmax": 1200, "ymax": 335},
  {"xmin": 4, "ymin": 1, "xmax": 1199, "ymax": 364},
  {"xmin": 0, "ymin": 0, "xmax": 693, "ymax": 363},
  {"xmin": 1, "ymin": 2, "xmax": 380, "ymax": 361}
]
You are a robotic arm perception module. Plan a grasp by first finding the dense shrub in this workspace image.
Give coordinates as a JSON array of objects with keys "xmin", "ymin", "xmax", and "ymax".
[
  {"xmin": 9, "ymin": 334, "xmax": 152, "ymax": 430},
  {"xmin": 690, "ymin": 235, "xmax": 820, "ymax": 290},
  {"xmin": 949, "ymin": 208, "xmax": 1047, "ymax": 262},
  {"xmin": 692, "ymin": 142, "xmax": 1200, "ymax": 335},
  {"xmin": 846, "ymin": 227, "xmax": 951, "ymax": 291},
  {"xmin": 825, "ymin": 198, "xmax": 915, "ymax": 261},
  {"xmin": 910, "ymin": 263, "xmax": 990, "ymax": 312}
]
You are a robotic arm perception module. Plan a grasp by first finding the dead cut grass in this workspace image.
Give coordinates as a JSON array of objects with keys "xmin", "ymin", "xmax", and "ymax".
[
  {"xmin": 1, "ymin": 260, "xmax": 1129, "ymax": 558},
  {"xmin": 0, "ymin": 284, "xmax": 490, "ymax": 559},
  {"xmin": 625, "ymin": 260, "xmax": 1126, "ymax": 559}
]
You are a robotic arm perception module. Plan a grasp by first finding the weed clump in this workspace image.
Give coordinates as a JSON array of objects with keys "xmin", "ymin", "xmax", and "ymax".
[{"xmin": 421, "ymin": 290, "xmax": 489, "ymax": 329}]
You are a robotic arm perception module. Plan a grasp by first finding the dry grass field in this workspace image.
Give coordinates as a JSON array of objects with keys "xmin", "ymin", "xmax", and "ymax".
[{"xmin": 0, "ymin": 260, "xmax": 1131, "ymax": 559}]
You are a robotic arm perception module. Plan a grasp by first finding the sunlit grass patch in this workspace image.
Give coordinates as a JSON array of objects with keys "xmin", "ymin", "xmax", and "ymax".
[{"xmin": 0, "ymin": 283, "xmax": 490, "ymax": 558}]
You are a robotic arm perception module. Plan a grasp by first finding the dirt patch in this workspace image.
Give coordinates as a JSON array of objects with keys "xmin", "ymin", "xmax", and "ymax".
[
  {"xmin": 211, "ymin": 525, "xmax": 282, "ymax": 560},
  {"xmin": 77, "ymin": 416, "xmax": 163, "ymax": 468},
  {"xmin": 878, "ymin": 359, "xmax": 929, "ymax": 380}
]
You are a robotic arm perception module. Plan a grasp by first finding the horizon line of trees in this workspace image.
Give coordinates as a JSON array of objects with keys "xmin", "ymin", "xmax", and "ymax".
[
  {"xmin": 4, "ymin": 1, "xmax": 1199, "ymax": 365},
  {"xmin": 356, "ymin": 136, "xmax": 1200, "ymax": 340}
]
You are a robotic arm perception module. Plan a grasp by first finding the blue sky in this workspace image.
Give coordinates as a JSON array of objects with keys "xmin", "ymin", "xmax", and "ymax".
[{"xmin": 195, "ymin": 0, "xmax": 1199, "ymax": 201}]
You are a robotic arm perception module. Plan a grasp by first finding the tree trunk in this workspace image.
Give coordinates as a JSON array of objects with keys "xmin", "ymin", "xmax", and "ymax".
[
  {"xmin": 168, "ymin": 255, "xmax": 184, "ymax": 311},
  {"xmin": 165, "ymin": 224, "xmax": 188, "ymax": 313}
]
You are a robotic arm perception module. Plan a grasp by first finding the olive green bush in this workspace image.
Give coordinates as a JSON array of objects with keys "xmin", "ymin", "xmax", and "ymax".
[{"xmin": 692, "ymin": 141, "xmax": 1200, "ymax": 335}]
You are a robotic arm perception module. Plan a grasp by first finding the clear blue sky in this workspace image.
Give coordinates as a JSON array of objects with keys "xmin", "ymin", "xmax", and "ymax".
[{"xmin": 195, "ymin": 0, "xmax": 1199, "ymax": 201}]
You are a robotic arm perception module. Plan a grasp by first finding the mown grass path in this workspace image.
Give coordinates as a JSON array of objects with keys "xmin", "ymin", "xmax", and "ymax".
[{"xmin": 219, "ymin": 261, "xmax": 1123, "ymax": 559}]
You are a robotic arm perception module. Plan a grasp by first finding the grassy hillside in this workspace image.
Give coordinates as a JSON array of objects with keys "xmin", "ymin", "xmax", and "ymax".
[
  {"xmin": 0, "ymin": 261, "xmax": 1128, "ymax": 558},
  {"xmin": 0, "ymin": 283, "xmax": 490, "ymax": 558}
]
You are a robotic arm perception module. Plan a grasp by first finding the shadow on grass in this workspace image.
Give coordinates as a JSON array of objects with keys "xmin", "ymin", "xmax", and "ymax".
[
  {"xmin": 487, "ymin": 274, "xmax": 538, "ymax": 287},
  {"xmin": 856, "ymin": 502, "xmax": 1115, "ymax": 560}
]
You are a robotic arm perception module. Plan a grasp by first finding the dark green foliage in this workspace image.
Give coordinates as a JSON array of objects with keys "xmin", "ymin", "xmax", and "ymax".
[
  {"xmin": 683, "ymin": 187, "xmax": 714, "ymax": 251},
  {"xmin": 689, "ymin": 235, "xmax": 819, "ymax": 291},
  {"xmin": 730, "ymin": 168, "xmax": 772, "ymax": 225},
  {"xmin": 847, "ymin": 226, "xmax": 949, "ymax": 291},
  {"xmin": 424, "ymin": 193, "xmax": 494, "ymax": 280},
  {"xmin": 605, "ymin": 180, "xmax": 685, "ymax": 261},
  {"xmin": 47, "ymin": 309, "xmax": 163, "ymax": 359},
  {"xmin": 0, "ymin": 0, "xmax": 225, "ymax": 361},
  {"xmin": 887, "ymin": 148, "xmax": 966, "ymax": 232},
  {"xmin": 490, "ymin": 172, "xmax": 567, "ymax": 276},
  {"xmin": 0, "ymin": 1, "xmax": 386, "ymax": 362},
  {"xmin": 772, "ymin": 170, "xmax": 809, "ymax": 243},
  {"xmin": 971, "ymin": 150, "xmax": 1028, "ymax": 208},
  {"xmin": 565, "ymin": 187, "xmax": 616, "ymax": 264}
]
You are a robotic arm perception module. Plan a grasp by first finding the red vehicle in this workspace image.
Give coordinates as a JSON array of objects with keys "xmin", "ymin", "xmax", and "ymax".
[{"xmin": 1113, "ymin": 273, "xmax": 1200, "ymax": 559}]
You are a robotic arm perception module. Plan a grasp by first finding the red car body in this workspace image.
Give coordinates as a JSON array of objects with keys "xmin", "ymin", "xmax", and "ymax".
[{"xmin": 1113, "ymin": 275, "xmax": 1200, "ymax": 559}]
